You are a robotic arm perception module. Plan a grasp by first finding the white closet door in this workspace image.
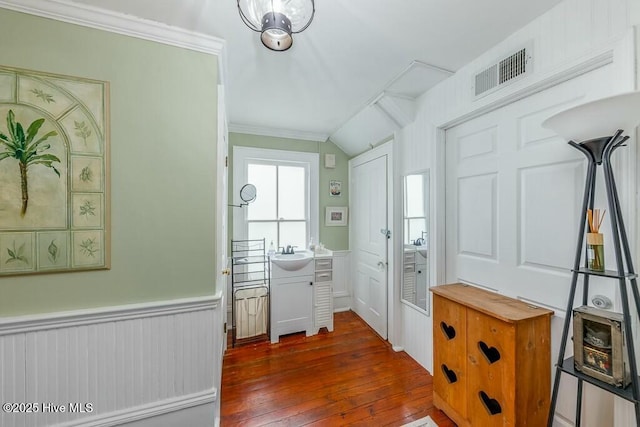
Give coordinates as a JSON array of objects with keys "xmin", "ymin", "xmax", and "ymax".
[
  {"xmin": 445, "ymin": 64, "xmax": 615, "ymax": 305},
  {"xmin": 352, "ymin": 153, "xmax": 388, "ymax": 338}
]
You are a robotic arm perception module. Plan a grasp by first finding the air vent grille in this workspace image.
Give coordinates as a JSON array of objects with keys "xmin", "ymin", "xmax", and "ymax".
[
  {"xmin": 475, "ymin": 64, "xmax": 498, "ymax": 97},
  {"xmin": 474, "ymin": 44, "xmax": 532, "ymax": 98},
  {"xmin": 499, "ymin": 48, "xmax": 527, "ymax": 84}
]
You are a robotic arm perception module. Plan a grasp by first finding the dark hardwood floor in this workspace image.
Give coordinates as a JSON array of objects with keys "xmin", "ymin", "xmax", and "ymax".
[{"xmin": 220, "ymin": 311, "xmax": 456, "ymax": 426}]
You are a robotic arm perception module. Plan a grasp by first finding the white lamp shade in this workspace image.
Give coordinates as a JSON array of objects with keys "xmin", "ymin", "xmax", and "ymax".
[{"xmin": 542, "ymin": 91, "xmax": 640, "ymax": 142}]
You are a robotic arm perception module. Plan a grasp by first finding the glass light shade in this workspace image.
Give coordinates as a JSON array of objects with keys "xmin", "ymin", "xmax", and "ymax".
[
  {"xmin": 542, "ymin": 91, "xmax": 640, "ymax": 142},
  {"xmin": 238, "ymin": 0, "xmax": 315, "ymax": 51}
]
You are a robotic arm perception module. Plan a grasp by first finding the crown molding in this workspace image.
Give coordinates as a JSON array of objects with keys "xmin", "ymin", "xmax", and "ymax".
[
  {"xmin": 0, "ymin": 0, "xmax": 226, "ymax": 59},
  {"xmin": 228, "ymin": 122, "xmax": 329, "ymax": 143}
]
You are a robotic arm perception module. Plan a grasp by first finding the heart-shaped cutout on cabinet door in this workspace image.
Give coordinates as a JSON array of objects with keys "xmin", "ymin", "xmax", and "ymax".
[
  {"xmin": 441, "ymin": 364, "xmax": 458, "ymax": 384},
  {"xmin": 440, "ymin": 321, "xmax": 456, "ymax": 340},
  {"xmin": 478, "ymin": 340, "xmax": 501, "ymax": 364},
  {"xmin": 478, "ymin": 391, "xmax": 502, "ymax": 415}
]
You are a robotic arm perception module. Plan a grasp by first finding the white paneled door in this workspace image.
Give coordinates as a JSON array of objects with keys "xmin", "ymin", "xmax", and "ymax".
[
  {"xmin": 217, "ymin": 86, "xmax": 229, "ymax": 335},
  {"xmin": 351, "ymin": 148, "xmax": 389, "ymax": 338},
  {"xmin": 445, "ymin": 64, "xmax": 616, "ymax": 306}
]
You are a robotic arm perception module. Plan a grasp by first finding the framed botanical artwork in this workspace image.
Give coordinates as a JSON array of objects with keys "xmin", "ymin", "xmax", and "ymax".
[
  {"xmin": 329, "ymin": 180, "xmax": 342, "ymax": 197},
  {"xmin": 326, "ymin": 206, "xmax": 348, "ymax": 226},
  {"xmin": 0, "ymin": 65, "xmax": 110, "ymax": 276}
]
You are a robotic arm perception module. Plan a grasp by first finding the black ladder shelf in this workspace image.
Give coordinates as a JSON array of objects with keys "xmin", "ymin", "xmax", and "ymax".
[{"xmin": 547, "ymin": 130, "xmax": 640, "ymax": 426}]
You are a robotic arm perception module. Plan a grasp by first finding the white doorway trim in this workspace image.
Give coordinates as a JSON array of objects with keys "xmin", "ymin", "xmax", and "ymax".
[{"xmin": 349, "ymin": 140, "xmax": 397, "ymax": 346}]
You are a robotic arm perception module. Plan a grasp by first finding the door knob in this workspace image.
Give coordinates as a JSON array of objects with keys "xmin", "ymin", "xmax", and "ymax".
[
  {"xmin": 377, "ymin": 261, "xmax": 386, "ymax": 269},
  {"xmin": 222, "ymin": 268, "xmax": 231, "ymax": 275}
]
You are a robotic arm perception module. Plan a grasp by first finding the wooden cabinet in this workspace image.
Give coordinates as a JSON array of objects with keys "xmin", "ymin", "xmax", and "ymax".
[{"xmin": 431, "ymin": 283, "xmax": 553, "ymax": 427}]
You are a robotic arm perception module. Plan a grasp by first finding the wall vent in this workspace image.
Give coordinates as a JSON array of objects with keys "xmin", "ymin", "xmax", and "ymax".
[
  {"xmin": 475, "ymin": 64, "xmax": 498, "ymax": 97},
  {"xmin": 474, "ymin": 44, "xmax": 532, "ymax": 98}
]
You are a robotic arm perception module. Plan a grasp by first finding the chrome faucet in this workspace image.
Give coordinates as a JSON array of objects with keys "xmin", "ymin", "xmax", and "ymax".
[
  {"xmin": 414, "ymin": 231, "xmax": 427, "ymax": 246},
  {"xmin": 280, "ymin": 245, "xmax": 296, "ymax": 254}
]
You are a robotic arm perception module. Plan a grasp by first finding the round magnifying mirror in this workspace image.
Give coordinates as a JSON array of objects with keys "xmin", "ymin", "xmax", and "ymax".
[{"xmin": 240, "ymin": 183, "xmax": 257, "ymax": 203}]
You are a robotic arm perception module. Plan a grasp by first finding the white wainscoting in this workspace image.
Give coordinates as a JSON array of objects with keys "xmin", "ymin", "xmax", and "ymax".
[
  {"xmin": 401, "ymin": 303, "xmax": 432, "ymax": 371},
  {"xmin": 0, "ymin": 294, "xmax": 224, "ymax": 427},
  {"xmin": 331, "ymin": 250, "xmax": 351, "ymax": 312}
]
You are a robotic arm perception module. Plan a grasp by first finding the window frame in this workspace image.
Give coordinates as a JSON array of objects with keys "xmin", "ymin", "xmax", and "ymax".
[{"xmin": 233, "ymin": 146, "xmax": 319, "ymax": 250}]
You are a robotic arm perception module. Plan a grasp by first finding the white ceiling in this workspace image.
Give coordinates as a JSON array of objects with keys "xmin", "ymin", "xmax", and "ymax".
[{"xmin": 63, "ymin": 0, "xmax": 562, "ymax": 152}]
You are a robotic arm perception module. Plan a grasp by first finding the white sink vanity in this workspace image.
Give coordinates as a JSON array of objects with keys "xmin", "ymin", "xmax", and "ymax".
[{"xmin": 270, "ymin": 249, "xmax": 334, "ymax": 343}]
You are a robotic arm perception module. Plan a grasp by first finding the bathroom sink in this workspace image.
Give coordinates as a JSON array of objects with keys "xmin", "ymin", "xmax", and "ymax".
[
  {"xmin": 271, "ymin": 251, "xmax": 314, "ymax": 271},
  {"xmin": 416, "ymin": 246, "xmax": 428, "ymax": 257},
  {"xmin": 404, "ymin": 244, "xmax": 428, "ymax": 258}
]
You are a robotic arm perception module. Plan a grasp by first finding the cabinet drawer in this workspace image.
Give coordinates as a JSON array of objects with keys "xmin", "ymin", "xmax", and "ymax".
[
  {"xmin": 315, "ymin": 271, "xmax": 332, "ymax": 282},
  {"xmin": 433, "ymin": 295, "xmax": 467, "ymax": 419},
  {"xmin": 315, "ymin": 258, "xmax": 332, "ymax": 271},
  {"xmin": 466, "ymin": 309, "xmax": 516, "ymax": 426},
  {"xmin": 403, "ymin": 251, "xmax": 415, "ymax": 263}
]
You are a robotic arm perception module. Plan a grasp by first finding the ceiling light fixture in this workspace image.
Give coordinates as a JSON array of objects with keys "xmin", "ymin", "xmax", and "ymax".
[{"xmin": 237, "ymin": 0, "xmax": 315, "ymax": 51}]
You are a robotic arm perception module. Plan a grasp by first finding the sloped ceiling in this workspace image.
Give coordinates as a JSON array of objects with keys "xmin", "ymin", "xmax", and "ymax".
[{"xmin": 29, "ymin": 0, "xmax": 562, "ymax": 155}]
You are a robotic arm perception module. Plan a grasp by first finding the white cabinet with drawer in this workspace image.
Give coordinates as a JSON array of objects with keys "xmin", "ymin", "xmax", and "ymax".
[
  {"xmin": 314, "ymin": 255, "xmax": 334, "ymax": 333},
  {"xmin": 270, "ymin": 261, "xmax": 314, "ymax": 344}
]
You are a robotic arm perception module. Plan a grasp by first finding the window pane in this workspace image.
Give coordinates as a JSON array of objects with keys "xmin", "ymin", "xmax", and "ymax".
[
  {"xmin": 404, "ymin": 219, "xmax": 410, "ymax": 245},
  {"xmin": 405, "ymin": 174, "xmax": 424, "ymax": 218},
  {"xmin": 248, "ymin": 222, "xmax": 278, "ymax": 249},
  {"xmin": 279, "ymin": 221, "xmax": 306, "ymax": 250},
  {"xmin": 247, "ymin": 164, "xmax": 277, "ymax": 220},
  {"xmin": 408, "ymin": 218, "xmax": 427, "ymax": 244},
  {"xmin": 278, "ymin": 166, "xmax": 306, "ymax": 220}
]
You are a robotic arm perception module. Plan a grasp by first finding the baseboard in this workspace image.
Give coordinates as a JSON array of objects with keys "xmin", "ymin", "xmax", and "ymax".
[
  {"xmin": 552, "ymin": 414, "xmax": 574, "ymax": 427},
  {"xmin": 58, "ymin": 390, "xmax": 216, "ymax": 427}
]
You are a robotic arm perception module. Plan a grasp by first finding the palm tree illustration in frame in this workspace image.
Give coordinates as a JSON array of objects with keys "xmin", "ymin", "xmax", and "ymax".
[
  {"xmin": 0, "ymin": 66, "xmax": 109, "ymax": 275},
  {"xmin": 0, "ymin": 109, "xmax": 61, "ymax": 217}
]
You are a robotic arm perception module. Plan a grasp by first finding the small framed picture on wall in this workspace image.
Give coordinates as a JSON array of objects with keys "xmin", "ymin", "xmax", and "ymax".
[
  {"xmin": 329, "ymin": 180, "xmax": 342, "ymax": 197},
  {"xmin": 326, "ymin": 207, "xmax": 348, "ymax": 226}
]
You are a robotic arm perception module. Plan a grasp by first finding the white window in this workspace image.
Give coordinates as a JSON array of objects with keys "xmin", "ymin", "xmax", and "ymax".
[
  {"xmin": 233, "ymin": 147, "xmax": 319, "ymax": 251},
  {"xmin": 404, "ymin": 173, "xmax": 428, "ymax": 245}
]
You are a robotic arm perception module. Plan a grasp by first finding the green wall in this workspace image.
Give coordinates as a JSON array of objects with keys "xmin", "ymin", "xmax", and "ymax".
[
  {"xmin": 229, "ymin": 133, "xmax": 350, "ymax": 251},
  {"xmin": 0, "ymin": 9, "xmax": 218, "ymax": 316}
]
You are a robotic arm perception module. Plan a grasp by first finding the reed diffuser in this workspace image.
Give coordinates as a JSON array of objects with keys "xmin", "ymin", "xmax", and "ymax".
[{"xmin": 587, "ymin": 209, "xmax": 605, "ymax": 271}]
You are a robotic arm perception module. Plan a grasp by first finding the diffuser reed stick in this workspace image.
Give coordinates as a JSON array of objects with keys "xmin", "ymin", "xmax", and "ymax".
[
  {"xmin": 587, "ymin": 209, "xmax": 606, "ymax": 233},
  {"xmin": 587, "ymin": 209, "xmax": 605, "ymax": 271}
]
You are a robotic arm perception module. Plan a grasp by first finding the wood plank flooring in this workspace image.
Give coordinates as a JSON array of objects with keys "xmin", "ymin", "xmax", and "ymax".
[{"xmin": 220, "ymin": 311, "xmax": 456, "ymax": 426}]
